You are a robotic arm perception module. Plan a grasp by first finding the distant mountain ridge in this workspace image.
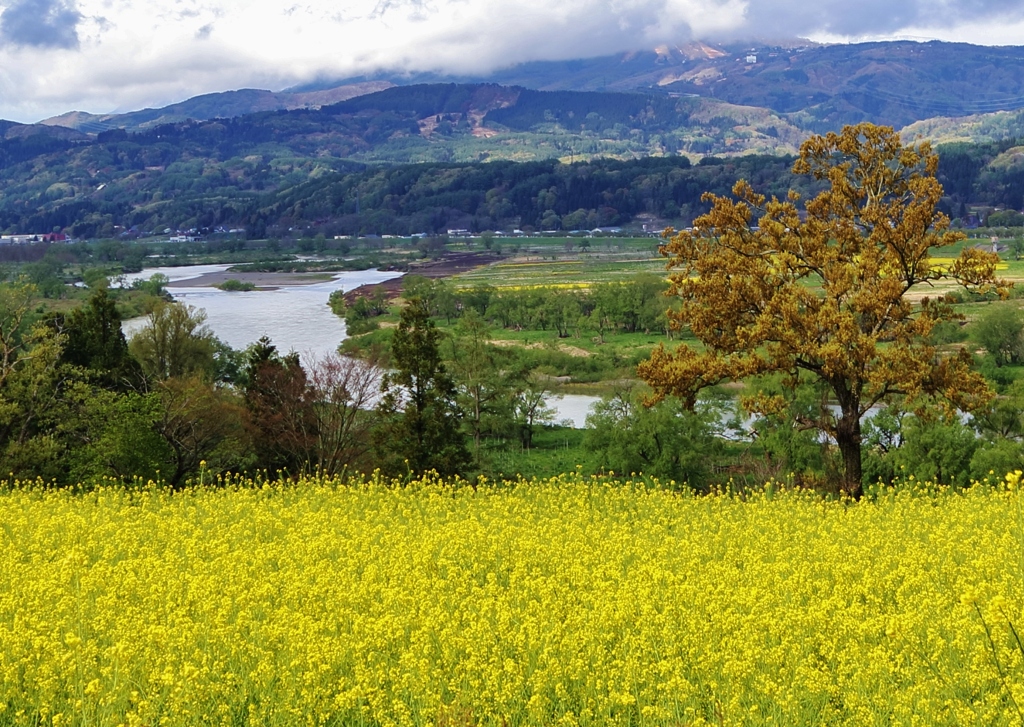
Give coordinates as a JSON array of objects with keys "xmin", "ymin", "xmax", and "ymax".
[
  {"xmin": 39, "ymin": 81, "xmax": 394, "ymax": 134},
  {"xmin": 320, "ymin": 39, "xmax": 1024, "ymax": 131},
  {"xmin": 3, "ymin": 38, "xmax": 1024, "ymax": 241},
  {"xmin": 2, "ymin": 76, "xmax": 1023, "ymax": 240},
  {"xmin": 0, "ymin": 81, "xmax": 815, "ymax": 239},
  {"xmin": 26, "ymin": 39, "xmax": 1024, "ymax": 141},
  {"xmin": 662, "ymin": 41, "xmax": 1024, "ymax": 131}
]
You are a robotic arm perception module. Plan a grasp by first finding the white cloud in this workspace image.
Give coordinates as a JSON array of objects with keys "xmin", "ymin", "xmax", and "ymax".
[
  {"xmin": 808, "ymin": 16, "xmax": 1024, "ymax": 46},
  {"xmin": 739, "ymin": 0, "xmax": 1024, "ymax": 40},
  {"xmin": 0, "ymin": 0, "xmax": 82, "ymax": 49},
  {"xmin": 0, "ymin": 0, "xmax": 1020, "ymax": 122}
]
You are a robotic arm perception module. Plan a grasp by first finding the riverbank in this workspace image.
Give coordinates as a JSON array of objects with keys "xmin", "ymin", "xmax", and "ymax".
[{"xmin": 340, "ymin": 251, "xmax": 496, "ymax": 304}]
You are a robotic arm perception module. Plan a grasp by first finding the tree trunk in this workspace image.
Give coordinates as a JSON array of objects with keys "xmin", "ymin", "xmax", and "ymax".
[
  {"xmin": 835, "ymin": 408, "xmax": 863, "ymax": 499},
  {"xmin": 473, "ymin": 391, "xmax": 481, "ymax": 454}
]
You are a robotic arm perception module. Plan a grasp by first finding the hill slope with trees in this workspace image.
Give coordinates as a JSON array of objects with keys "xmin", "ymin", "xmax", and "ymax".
[{"xmin": 2, "ymin": 82, "xmax": 1024, "ymax": 238}]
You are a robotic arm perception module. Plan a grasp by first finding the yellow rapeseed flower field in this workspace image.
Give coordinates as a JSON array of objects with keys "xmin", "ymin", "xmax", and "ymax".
[
  {"xmin": 1, "ymin": 472, "xmax": 1023, "ymax": 726},
  {"xmin": 929, "ymin": 256, "xmax": 1010, "ymax": 271}
]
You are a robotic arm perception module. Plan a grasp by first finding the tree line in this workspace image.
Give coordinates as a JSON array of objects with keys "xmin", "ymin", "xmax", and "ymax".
[
  {"xmin": 341, "ymin": 273, "xmax": 674, "ymax": 340},
  {"xmin": 346, "ymin": 281, "xmax": 1024, "ymax": 493},
  {"xmin": 0, "ymin": 277, "xmax": 578, "ymax": 487},
  {"xmin": 5, "ymin": 271, "xmax": 1024, "ymax": 491}
]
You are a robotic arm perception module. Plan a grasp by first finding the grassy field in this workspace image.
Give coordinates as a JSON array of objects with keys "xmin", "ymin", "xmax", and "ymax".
[
  {"xmin": 341, "ymin": 320, "xmax": 684, "ymax": 394},
  {"xmin": 453, "ymin": 234, "xmax": 1024, "ymax": 292},
  {"xmin": 1, "ymin": 473, "xmax": 1022, "ymax": 725},
  {"xmin": 343, "ymin": 234, "xmax": 1024, "ymax": 395},
  {"xmin": 452, "ymin": 238, "xmax": 666, "ymax": 289},
  {"xmin": 480, "ymin": 426, "xmax": 592, "ymax": 480}
]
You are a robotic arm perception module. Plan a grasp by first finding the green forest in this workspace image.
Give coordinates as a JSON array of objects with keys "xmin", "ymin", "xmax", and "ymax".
[
  {"xmin": 3, "ymin": 83, "xmax": 1024, "ymax": 241},
  {"xmin": 4, "ymin": 143, "xmax": 1024, "ymax": 240}
]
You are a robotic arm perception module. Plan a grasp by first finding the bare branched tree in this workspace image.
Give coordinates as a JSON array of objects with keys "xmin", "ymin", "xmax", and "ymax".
[{"xmin": 306, "ymin": 352, "xmax": 383, "ymax": 475}]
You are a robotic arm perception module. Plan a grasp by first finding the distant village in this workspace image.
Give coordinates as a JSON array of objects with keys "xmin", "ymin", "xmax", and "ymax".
[
  {"xmin": 0, "ymin": 232, "xmax": 69, "ymax": 245},
  {"xmin": 1, "ymin": 208, "xmax": 1017, "ymax": 247},
  {"xmin": 0, "ymin": 226, "xmax": 640, "ymax": 246}
]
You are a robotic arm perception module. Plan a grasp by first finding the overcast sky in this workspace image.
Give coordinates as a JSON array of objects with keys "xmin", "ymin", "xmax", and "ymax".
[{"xmin": 1, "ymin": 0, "xmax": 1023, "ymax": 123}]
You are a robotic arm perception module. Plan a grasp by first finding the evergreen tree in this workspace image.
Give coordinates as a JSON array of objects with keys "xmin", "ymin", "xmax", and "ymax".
[
  {"xmin": 55, "ymin": 289, "xmax": 143, "ymax": 391},
  {"xmin": 374, "ymin": 298, "xmax": 470, "ymax": 477}
]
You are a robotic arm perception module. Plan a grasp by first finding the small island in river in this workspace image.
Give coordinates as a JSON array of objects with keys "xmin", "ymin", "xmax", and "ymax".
[{"xmin": 167, "ymin": 271, "xmax": 336, "ymax": 290}]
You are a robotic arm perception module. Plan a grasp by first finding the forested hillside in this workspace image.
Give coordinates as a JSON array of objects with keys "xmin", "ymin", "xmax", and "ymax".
[
  {"xmin": 2, "ymin": 82, "xmax": 1024, "ymax": 238},
  {"xmin": 0, "ymin": 83, "xmax": 806, "ymax": 236},
  {"xmin": 262, "ymin": 155, "xmax": 811, "ymax": 237}
]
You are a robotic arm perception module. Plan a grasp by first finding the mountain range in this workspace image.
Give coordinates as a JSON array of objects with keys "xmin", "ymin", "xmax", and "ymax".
[
  {"xmin": 2, "ymin": 39, "xmax": 1024, "ymax": 239},
  {"xmin": 34, "ymin": 39, "xmax": 1024, "ymax": 137},
  {"xmin": 38, "ymin": 81, "xmax": 395, "ymax": 135}
]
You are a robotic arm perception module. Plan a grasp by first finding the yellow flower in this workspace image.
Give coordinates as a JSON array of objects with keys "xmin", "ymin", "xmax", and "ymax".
[{"xmin": 0, "ymin": 471, "xmax": 1020, "ymax": 724}]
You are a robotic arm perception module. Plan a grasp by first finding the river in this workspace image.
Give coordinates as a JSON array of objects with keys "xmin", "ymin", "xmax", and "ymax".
[
  {"xmin": 120, "ymin": 269, "xmax": 919, "ymax": 432},
  {"xmin": 121, "ymin": 266, "xmax": 401, "ymax": 362},
  {"xmin": 120, "ymin": 266, "xmax": 605, "ymax": 428}
]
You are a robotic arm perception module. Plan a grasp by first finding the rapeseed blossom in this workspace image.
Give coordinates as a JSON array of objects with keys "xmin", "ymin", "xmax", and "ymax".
[{"xmin": 0, "ymin": 472, "xmax": 1021, "ymax": 725}]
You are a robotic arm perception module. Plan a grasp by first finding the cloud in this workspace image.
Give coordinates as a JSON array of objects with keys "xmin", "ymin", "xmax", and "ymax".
[
  {"xmin": 0, "ymin": 0, "xmax": 1022, "ymax": 123},
  {"xmin": 737, "ymin": 0, "xmax": 1024, "ymax": 39},
  {"xmin": 0, "ymin": 0, "xmax": 82, "ymax": 49}
]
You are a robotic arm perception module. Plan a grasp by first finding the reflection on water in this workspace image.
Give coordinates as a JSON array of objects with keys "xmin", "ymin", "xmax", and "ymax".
[
  {"xmin": 122, "ymin": 267, "xmax": 402, "ymax": 362},
  {"xmin": 548, "ymin": 394, "xmax": 599, "ymax": 429}
]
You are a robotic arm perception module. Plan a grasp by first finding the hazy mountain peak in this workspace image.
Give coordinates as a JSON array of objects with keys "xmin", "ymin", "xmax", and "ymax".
[
  {"xmin": 38, "ymin": 81, "xmax": 395, "ymax": 134},
  {"xmin": 24, "ymin": 39, "xmax": 1024, "ymax": 141}
]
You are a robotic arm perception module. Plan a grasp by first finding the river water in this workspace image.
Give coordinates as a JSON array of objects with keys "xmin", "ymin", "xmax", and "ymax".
[
  {"xmin": 120, "ymin": 265, "xmax": 605, "ymax": 428},
  {"xmin": 120, "ymin": 268, "xmax": 920, "ymax": 432},
  {"xmin": 122, "ymin": 266, "xmax": 401, "ymax": 362}
]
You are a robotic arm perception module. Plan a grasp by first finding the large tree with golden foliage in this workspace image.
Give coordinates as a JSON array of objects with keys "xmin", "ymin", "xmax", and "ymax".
[{"xmin": 638, "ymin": 123, "xmax": 1006, "ymax": 497}]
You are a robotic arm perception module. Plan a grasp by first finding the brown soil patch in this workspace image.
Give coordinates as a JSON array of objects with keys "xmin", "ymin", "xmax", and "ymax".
[
  {"xmin": 341, "ymin": 252, "xmax": 496, "ymax": 305},
  {"xmin": 558, "ymin": 344, "xmax": 592, "ymax": 357},
  {"xmin": 491, "ymin": 339, "xmax": 541, "ymax": 349},
  {"xmin": 488, "ymin": 340, "xmax": 592, "ymax": 357},
  {"xmin": 417, "ymin": 117, "xmax": 439, "ymax": 138}
]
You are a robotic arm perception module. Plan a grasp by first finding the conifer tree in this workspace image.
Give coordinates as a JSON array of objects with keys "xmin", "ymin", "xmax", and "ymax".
[{"xmin": 374, "ymin": 297, "xmax": 470, "ymax": 477}]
